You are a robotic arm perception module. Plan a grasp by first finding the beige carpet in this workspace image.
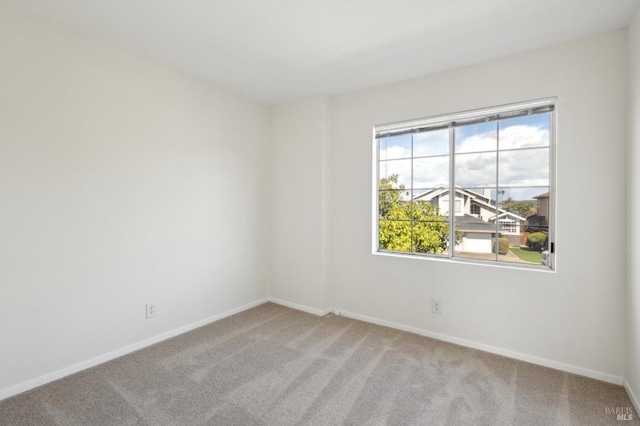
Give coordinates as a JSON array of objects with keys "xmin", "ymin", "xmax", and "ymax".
[{"xmin": 0, "ymin": 302, "xmax": 637, "ymax": 425}]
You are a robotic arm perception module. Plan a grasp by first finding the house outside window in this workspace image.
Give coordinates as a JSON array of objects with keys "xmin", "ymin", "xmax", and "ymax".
[
  {"xmin": 374, "ymin": 99, "xmax": 555, "ymax": 269},
  {"xmin": 498, "ymin": 219, "xmax": 517, "ymax": 234}
]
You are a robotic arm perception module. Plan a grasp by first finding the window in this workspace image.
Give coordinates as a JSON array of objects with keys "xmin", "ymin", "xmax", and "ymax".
[
  {"xmin": 375, "ymin": 99, "xmax": 555, "ymax": 269},
  {"xmin": 441, "ymin": 198, "xmax": 462, "ymax": 214},
  {"xmin": 498, "ymin": 219, "xmax": 517, "ymax": 234}
]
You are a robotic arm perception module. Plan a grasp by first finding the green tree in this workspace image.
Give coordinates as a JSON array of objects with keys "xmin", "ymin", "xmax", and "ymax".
[
  {"xmin": 379, "ymin": 175, "xmax": 462, "ymax": 254},
  {"xmin": 378, "ymin": 174, "xmax": 409, "ymax": 218},
  {"xmin": 499, "ymin": 197, "xmax": 536, "ymax": 217}
]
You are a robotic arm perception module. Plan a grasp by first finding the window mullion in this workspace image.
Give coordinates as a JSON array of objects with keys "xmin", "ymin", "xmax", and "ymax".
[
  {"xmin": 410, "ymin": 134, "xmax": 414, "ymax": 253},
  {"xmin": 449, "ymin": 124, "xmax": 455, "ymax": 259},
  {"xmin": 495, "ymin": 121, "xmax": 500, "ymax": 262}
]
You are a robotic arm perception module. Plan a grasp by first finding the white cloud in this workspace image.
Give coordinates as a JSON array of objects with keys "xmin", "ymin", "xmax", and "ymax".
[
  {"xmin": 456, "ymin": 130, "xmax": 497, "ymax": 153},
  {"xmin": 383, "ymin": 145, "xmax": 410, "ymax": 160},
  {"xmin": 414, "ymin": 156, "xmax": 448, "ymax": 189},
  {"xmin": 499, "ymin": 125, "xmax": 549, "ymax": 150},
  {"xmin": 379, "ymin": 124, "xmax": 549, "ymax": 200},
  {"xmin": 413, "ymin": 129, "xmax": 449, "ymax": 157},
  {"xmin": 453, "ymin": 124, "xmax": 550, "ymax": 188}
]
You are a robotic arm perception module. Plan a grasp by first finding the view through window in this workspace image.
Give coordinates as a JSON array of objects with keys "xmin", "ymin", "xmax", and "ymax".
[{"xmin": 375, "ymin": 99, "xmax": 555, "ymax": 269}]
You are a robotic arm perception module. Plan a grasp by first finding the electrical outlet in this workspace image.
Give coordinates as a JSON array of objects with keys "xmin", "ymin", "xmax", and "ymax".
[
  {"xmin": 146, "ymin": 303, "xmax": 156, "ymax": 319},
  {"xmin": 432, "ymin": 298, "xmax": 442, "ymax": 315}
]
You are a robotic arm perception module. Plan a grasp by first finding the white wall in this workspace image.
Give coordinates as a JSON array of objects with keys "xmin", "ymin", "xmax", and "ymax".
[
  {"xmin": 0, "ymin": 6, "xmax": 270, "ymax": 395},
  {"xmin": 627, "ymin": 6, "xmax": 640, "ymax": 410},
  {"xmin": 270, "ymin": 97, "xmax": 330, "ymax": 312},
  {"xmin": 0, "ymin": 0, "xmax": 635, "ymax": 402},
  {"xmin": 327, "ymin": 31, "xmax": 628, "ymax": 381}
]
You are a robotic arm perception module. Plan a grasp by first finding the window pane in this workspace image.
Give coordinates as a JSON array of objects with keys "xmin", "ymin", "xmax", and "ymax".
[
  {"xmin": 379, "ymin": 134, "xmax": 412, "ymax": 160},
  {"xmin": 452, "ymin": 216, "xmax": 499, "ymax": 262},
  {"xmin": 413, "ymin": 156, "xmax": 449, "ymax": 190},
  {"xmin": 413, "ymin": 129, "xmax": 449, "ymax": 157},
  {"xmin": 498, "ymin": 148, "xmax": 549, "ymax": 187},
  {"xmin": 496, "ymin": 187, "xmax": 546, "ymax": 220},
  {"xmin": 413, "ymin": 187, "xmax": 452, "ymax": 217},
  {"xmin": 379, "ymin": 185, "xmax": 413, "ymax": 253},
  {"xmin": 452, "ymin": 185, "xmax": 551, "ymax": 265},
  {"xmin": 498, "ymin": 114, "xmax": 550, "ymax": 150},
  {"xmin": 378, "ymin": 189, "xmax": 411, "ymax": 219},
  {"xmin": 524, "ymin": 187, "xmax": 551, "ymax": 234},
  {"xmin": 411, "ymin": 217, "xmax": 451, "ymax": 256},
  {"xmin": 455, "ymin": 122, "xmax": 497, "ymax": 153},
  {"xmin": 379, "ymin": 219, "xmax": 412, "ymax": 252},
  {"xmin": 455, "ymin": 152, "xmax": 497, "ymax": 188},
  {"xmin": 379, "ymin": 159, "xmax": 412, "ymax": 189},
  {"xmin": 459, "ymin": 186, "xmax": 499, "ymax": 218}
]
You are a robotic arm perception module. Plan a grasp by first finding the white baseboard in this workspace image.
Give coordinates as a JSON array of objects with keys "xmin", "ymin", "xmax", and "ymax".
[
  {"xmin": 263, "ymin": 298, "xmax": 625, "ymax": 385},
  {"xmin": 0, "ymin": 298, "xmax": 269, "ymax": 401},
  {"xmin": 335, "ymin": 308, "xmax": 625, "ymax": 386},
  {"xmin": 267, "ymin": 297, "xmax": 335, "ymax": 316},
  {"xmin": 625, "ymin": 381, "xmax": 640, "ymax": 415},
  {"xmin": 2, "ymin": 296, "xmax": 630, "ymax": 402}
]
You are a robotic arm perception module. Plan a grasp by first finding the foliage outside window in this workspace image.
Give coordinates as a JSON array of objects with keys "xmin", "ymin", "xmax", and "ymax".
[{"xmin": 374, "ymin": 99, "xmax": 555, "ymax": 269}]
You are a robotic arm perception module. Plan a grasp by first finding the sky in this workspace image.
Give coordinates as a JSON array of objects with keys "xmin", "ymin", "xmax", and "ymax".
[{"xmin": 379, "ymin": 113, "xmax": 551, "ymax": 201}]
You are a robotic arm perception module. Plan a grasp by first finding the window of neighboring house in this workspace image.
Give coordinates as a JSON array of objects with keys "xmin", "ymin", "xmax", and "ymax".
[
  {"xmin": 374, "ymin": 98, "xmax": 555, "ymax": 269},
  {"xmin": 442, "ymin": 198, "xmax": 462, "ymax": 214},
  {"xmin": 498, "ymin": 220, "xmax": 517, "ymax": 234}
]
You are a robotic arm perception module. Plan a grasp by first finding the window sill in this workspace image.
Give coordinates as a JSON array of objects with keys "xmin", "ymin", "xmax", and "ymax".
[{"xmin": 373, "ymin": 250, "xmax": 555, "ymax": 272}]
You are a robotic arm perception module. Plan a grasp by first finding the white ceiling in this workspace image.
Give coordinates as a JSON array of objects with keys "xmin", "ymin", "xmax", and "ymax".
[{"xmin": 2, "ymin": 0, "xmax": 639, "ymax": 105}]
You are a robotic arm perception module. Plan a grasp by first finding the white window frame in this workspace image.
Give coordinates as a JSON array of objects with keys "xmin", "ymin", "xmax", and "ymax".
[{"xmin": 372, "ymin": 98, "xmax": 556, "ymax": 271}]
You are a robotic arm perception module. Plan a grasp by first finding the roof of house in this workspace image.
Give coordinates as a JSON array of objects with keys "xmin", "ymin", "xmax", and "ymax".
[
  {"xmin": 414, "ymin": 185, "xmax": 492, "ymax": 204},
  {"xmin": 455, "ymin": 215, "xmax": 498, "ymax": 233},
  {"xmin": 488, "ymin": 211, "xmax": 527, "ymax": 222},
  {"xmin": 414, "ymin": 186, "xmax": 525, "ymax": 221}
]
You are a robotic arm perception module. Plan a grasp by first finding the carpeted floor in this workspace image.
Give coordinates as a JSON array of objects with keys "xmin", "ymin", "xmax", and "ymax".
[{"xmin": 0, "ymin": 302, "xmax": 637, "ymax": 425}]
